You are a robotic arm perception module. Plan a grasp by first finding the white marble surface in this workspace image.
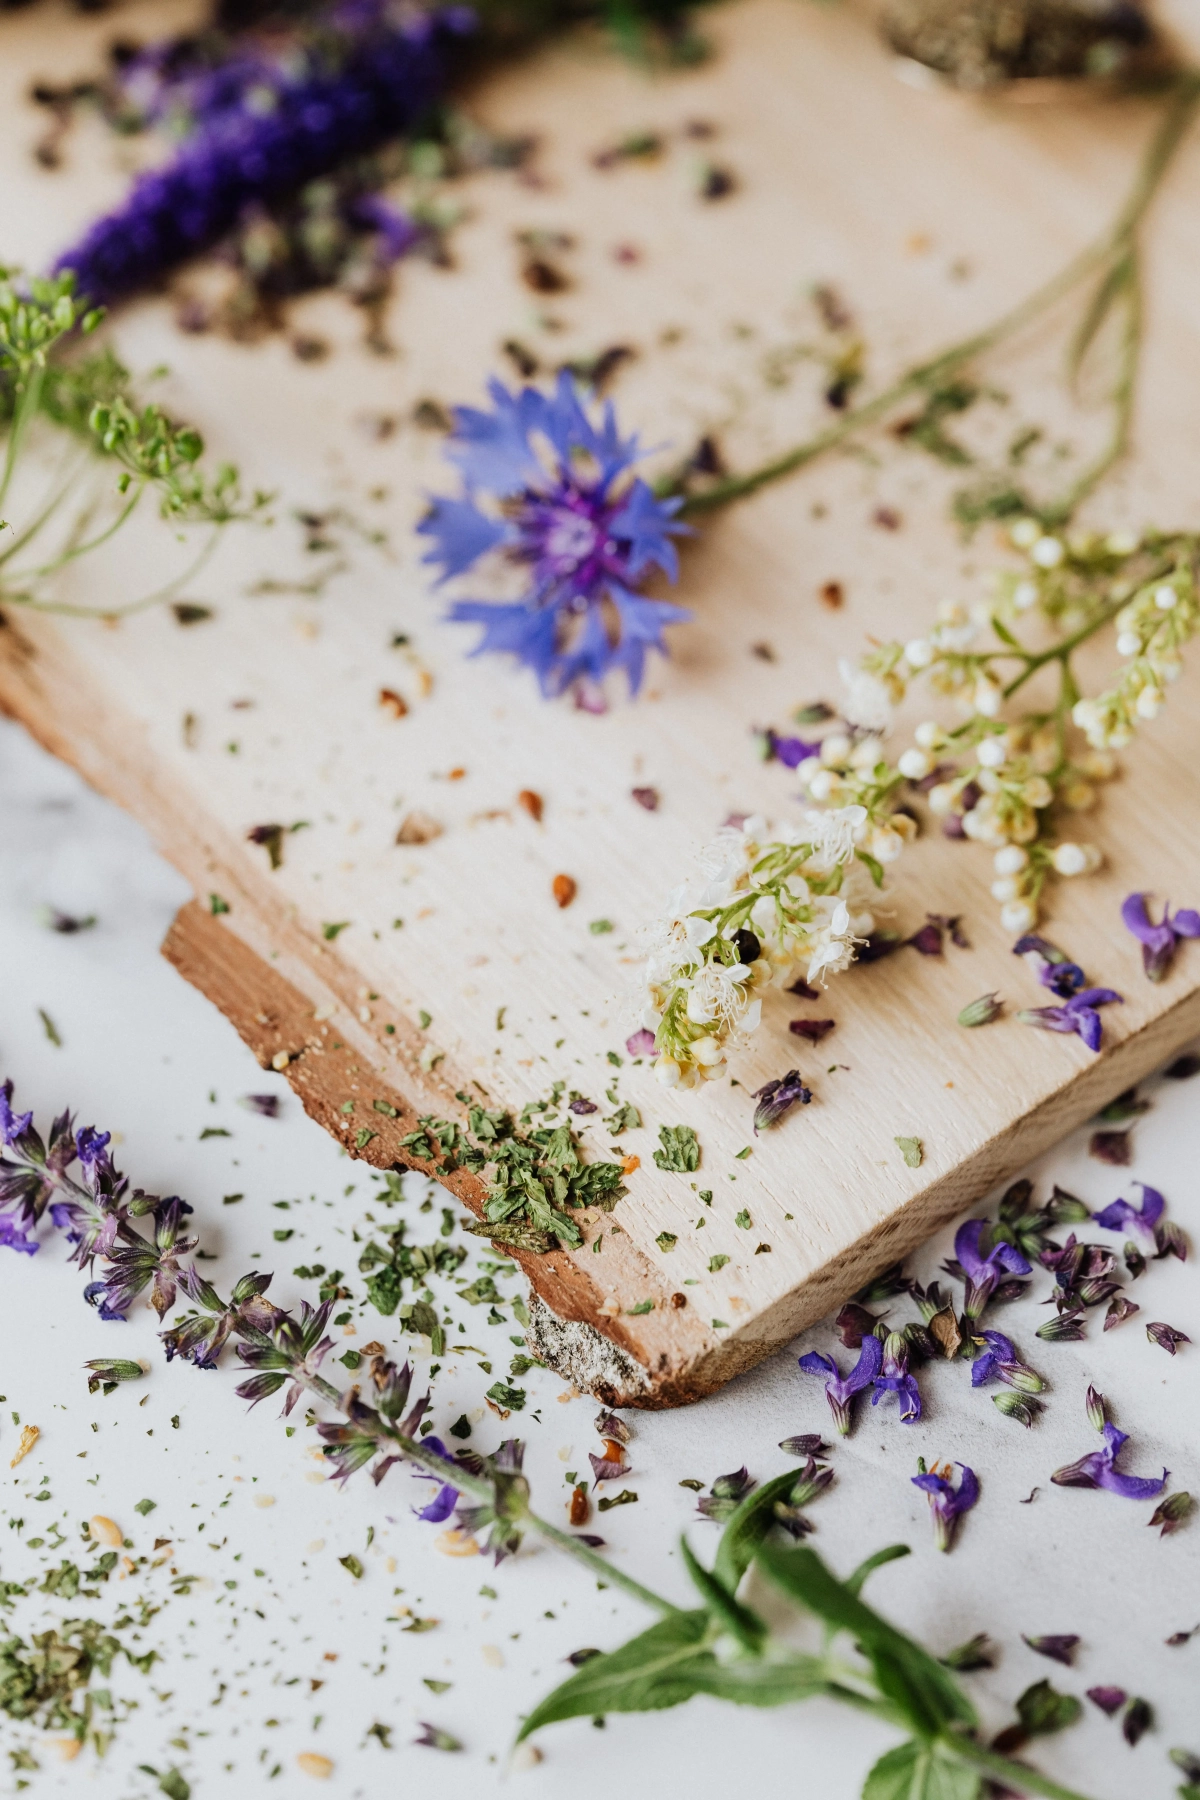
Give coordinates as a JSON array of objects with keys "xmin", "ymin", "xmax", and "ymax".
[{"xmin": 1, "ymin": 711, "xmax": 1197, "ymax": 1800}]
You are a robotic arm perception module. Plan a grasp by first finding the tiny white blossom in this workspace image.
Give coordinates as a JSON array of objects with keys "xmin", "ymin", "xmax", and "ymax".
[{"xmin": 838, "ymin": 659, "xmax": 895, "ymax": 733}]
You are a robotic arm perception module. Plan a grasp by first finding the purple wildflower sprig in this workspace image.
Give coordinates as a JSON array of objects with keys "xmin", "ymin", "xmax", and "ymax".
[
  {"xmin": 53, "ymin": 5, "xmax": 464, "ymax": 308},
  {"xmin": 420, "ymin": 372, "xmax": 689, "ymax": 704},
  {"xmin": 944, "ymin": 1219, "xmax": 1032, "ymax": 1322},
  {"xmin": 0, "ymin": 1080, "xmax": 669, "ymax": 1615}
]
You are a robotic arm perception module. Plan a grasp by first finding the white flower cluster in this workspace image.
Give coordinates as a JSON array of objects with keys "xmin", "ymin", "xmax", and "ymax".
[
  {"xmin": 843, "ymin": 520, "xmax": 1198, "ymax": 932},
  {"xmin": 638, "ymin": 810, "xmax": 876, "ymax": 1085}
]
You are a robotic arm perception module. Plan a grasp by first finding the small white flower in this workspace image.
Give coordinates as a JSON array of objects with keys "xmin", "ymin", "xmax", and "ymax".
[
  {"xmin": 1000, "ymin": 898, "xmax": 1037, "ymax": 933},
  {"xmin": 904, "ymin": 637, "xmax": 934, "ymax": 669},
  {"xmin": 1012, "ymin": 580, "xmax": 1038, "ymax": 612},
  {"xmin": 1010, "ymin": 518, "xmax": 1040, "ymax": 548},
  {"xmin": 1135, "ymin": 686, "xmax": 1162, "ymax": 719},
  {"xmin": 1022, "ymin": 776, "xmax": 1053, "ymax": 808},
  {"xmin": 897, "ymin": 747, "xmax": 931, "ymax": 780},
  {"xmin": 807, "ymin": 768, "xmax": 840, "ymax": 804},
  {"xmin": 991, "ymin": 876, "xmax": 1020, "ymax": 902},
  {"xmin": 1051, "ymin": 842, "xmax": 1100, "ymax": 877},
  {"xmin": 1116, "ymin": 631, "xmax": 1142, "ymax": 657},
  {"xmin": 1106, "ymin": 529, "xmax": 1138, "ymax": 554},
  {"xmin": 993, "ymin": 845, "xmax": 1028, "ymax": 875},
  {"xmin": 927, "ymin": 783, "xmax": 956, "ymax": 816},
  {"xmin": 654, "ymin": 1057, "xmax": 681, "ymax": 1086},
  {"xmin": 1154, "ymin": 585, "xmax": 1178, "ymax": 611},
  {"xmin": 820, "ymin": 733, "xmax": 853, "ymax": 766},
  {"xmin": 838, "ymin": 660, "xmax": 895, "ymax": 733},
  {"xmin": 868, "ymin": 825, "xmax": 906, "ymax": 864},
  {"xmin": 914, "ymin": 720, "xmax": 942, "ymax": 750},
  {"xmin": 973, "ymin": 677, "xmax": 1002, "ymax": 718},
  {"xmin": 1032, "ymin": 536, "xmax": 1064, "ymax": 569},
  {"xmin": 976, "ymin": 736, "xmax": 1007, "ymax": 769},
  {"xmin": 806, "ymin": 900, "xmax": 858, "ymax": 984},
  {"xmin": 798, "ymin": 804, "xmax": 868, "ymax": 869}
]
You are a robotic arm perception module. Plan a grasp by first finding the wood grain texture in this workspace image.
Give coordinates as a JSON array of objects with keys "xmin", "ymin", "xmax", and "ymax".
[{"xmin": 2, "ymin": 0, "xmax": 1200, "ymax": 1404}]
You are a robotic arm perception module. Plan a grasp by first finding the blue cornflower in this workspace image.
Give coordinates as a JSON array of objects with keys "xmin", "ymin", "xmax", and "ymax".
[
  {"xmin": 912, "ymin": 1460, "xmax": 979, "ymax": 1553},
  {"xmin": 799, "ymin": 1332, "xmax": 882, "ymax": 1436},
  {"xmin": 419, "ymin": 372, "xmax": 690, "ymax": 703},
  {"xmin": 54, "ymin": 7, "xmax": 461, "ymax": 306}
]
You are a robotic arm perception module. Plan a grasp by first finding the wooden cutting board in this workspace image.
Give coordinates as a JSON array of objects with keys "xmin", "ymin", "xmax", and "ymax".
[{"xmin": 2, "ymin": 0, "xmax": 1200, "ymax": 1406}]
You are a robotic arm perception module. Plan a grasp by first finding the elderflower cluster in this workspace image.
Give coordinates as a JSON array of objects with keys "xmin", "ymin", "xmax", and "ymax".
[
  {"xmin": 831, "ymin": 520, "xmax": 1198, "ymax": 932},
  {"xmin": 638, "ymin": 810, "xmax": 877, "ymax": 1084}
]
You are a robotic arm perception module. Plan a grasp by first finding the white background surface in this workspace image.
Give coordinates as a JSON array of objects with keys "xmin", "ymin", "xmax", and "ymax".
[{"xmin": 1, "ymin": 709, "xmax": 1197, "ymax": 1800}]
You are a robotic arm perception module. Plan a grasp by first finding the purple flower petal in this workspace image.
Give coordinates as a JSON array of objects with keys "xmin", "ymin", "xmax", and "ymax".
[
  {"xmin": 1087, "ymin": 1685, "xmax": 1127, "ymax": 1716},
  {"xmin": 625, "ymin": 1028, "xmax": 656, "ymax": 1058},
  {"xmin": 1022, "ymin": 1633, "xmax": 1080, "ymax": 1666}
]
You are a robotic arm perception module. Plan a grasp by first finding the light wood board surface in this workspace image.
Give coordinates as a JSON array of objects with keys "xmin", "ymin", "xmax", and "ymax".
[{"xmin": 2, "ymin": 0, "xmax": 1200, "ymax": 1403}]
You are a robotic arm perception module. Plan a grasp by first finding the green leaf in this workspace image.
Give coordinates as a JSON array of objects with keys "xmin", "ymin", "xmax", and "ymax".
[
  {"xmin": 680, "ymin": 1537, "xmax": 767, "ymax": 1654},
  {"xmin": 756, "ymin": 1543, "xmax": 975, "ymax": 1739},
  {"xmin": 516, "ymin": 1611, "xmax": 712, "ymax": 1739},
  {"xmin": 1014, "ymin": 1678, "xmax": 1082, "ymax": 1739},
  {"xmin": 895, "ymin": 1136, "xmax": 924, "ymax": 1168},
  {"xmin": 654, "ymin": 1124, "xmax": 700, "ymax": 1172},
  {"xmin": 715, "ymin": 1469, "xmax": 810, "ymax": 1592},
  {"xmin": 844, "ymin": 1543, "xmax": 910, "ymax": 1600},
  {"xmin": 863, "ymin": 1740, "xmax": 982, "ymax": 1800},
  {"xmin": 856, "ymin": 849, "xmax": 886, "ymax": 888},
  {"xmin": 684, "ymin": 1655, "xmax": 828, "ymax": 1707},
  {"xmin": 134, "ymin": 1498, "xmax": 157, "ymax": 1517}
]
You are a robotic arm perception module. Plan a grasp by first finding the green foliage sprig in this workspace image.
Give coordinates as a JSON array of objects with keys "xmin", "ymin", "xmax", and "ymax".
[{"xmin": 0, "ymin": 268, "xmax": 269, "ymax": 618}]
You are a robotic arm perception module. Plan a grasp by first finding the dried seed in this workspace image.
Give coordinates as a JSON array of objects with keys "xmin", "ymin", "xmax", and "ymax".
[
  {"xmin": 517, "ymin": 789, "xmax": 544, "ymax": 821},
  {"xmin": 10, "ymin": 1424, "xmax": 39, "ymax": 1468},
  {"xmin": 552, "ymin": 873, "xmax": 577, "ymax": 908},
  {"xmin": 379, "ymin": 688, "xmax": 408, "ymax": 718}
]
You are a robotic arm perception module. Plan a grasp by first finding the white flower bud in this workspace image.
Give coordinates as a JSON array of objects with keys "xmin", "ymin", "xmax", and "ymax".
[
  {"xmin": 973, "ymin": 678, "xmax": 1002, "ymax": 717},
  {"xmin": 993, "ymin": 845, "xmax": 1028, "ymax": 875},
  {"xmin": 904, "ymin": 637, "xmax": 934, "ymax": 669},
  {"xmin": 897, "ymin": 747, "xmax": 931, "ymax": 780},
  {"xmin": 1032, "ymin": 536, "xmax": 1064, "ymax": 569},
  {"xmin": 1062, "ymin": 781, "xmax": 1096, "ymax": 811},
  {"xmin": 869, "ymin": 827, "xmax": 905, "ymax": 864},
  {"xmin": 1105, "ymin": 529, "xmax": 1138, "ymax": 555},
  {"xmin": 1051, "ymin": 842, "xmax": 1100, "ymax": 876},
  {"xmin": 807, "ymin": 768, "xmax": 839, "ymax": 803},
  {"xmin": 914, "ymin": 720, "xmax": 942, "ymax": 750},
  {"xmin": 1080, "ymin": 750, "xmax": 1116, "ymax": 780},
  {"xmin": 1022, "ymin": 776, "xmax": 1053, "ymax": 808},
  {"xmin": 1158, "ymin": 656, "xmax": 1184, "ymax": 683},
  {"xmin": 1154, "ymin": 584, "xmax": 1178, "ymax": 611},
  {"xmin": 850, "ymin": 910, "xmax": 875, "ymax": 936},
  {"xmin": 976, "ymin": 737, "xmax": 1007, "ymax": 769},
  {"xmin": 1012, "ymin": 580, "xmax": 1038, "ymax": 611},
  {"xmin": 654, "ymin": 1056, "xmax": 681, "ymax": 1086},
  {"xmin": 795, "ymin": 756, "xmax": 821, "ymax": 783},
  {"xmin": 1116, "ymin": 631, "xmax": 1142, "ymax": 657},
  {"xmin": 1135, "ymin": 686, "xmax": 1162, "ymax": 719},
  {"xmin": 699, "ymin": 1059, "xmax": 726, "ymax": 1080},
  {"xmin": 927, "ymin": 783, "xmax": 956, "ymax": 815},
  {"xmin": 1010, "ymin": 518, "xmax": 1039, "ymax": 548},
  {"xmin": 976, "ymin": 768, "xmax": 1001, "ymax": 794},
  {"xmin": 991, "ymin": 876, "xmax": 1020, "ymax": 902},
  {"xmin": 821, "ymin": 733, "xmax": 852, "ymax": 766},
  {"xmin": 690, "ymin": 1036, "xmax": 725, "ymax": 1065},
  {"xmin": 1000, "ymin": 899, "xmax": 1037, "ymax": 933}
]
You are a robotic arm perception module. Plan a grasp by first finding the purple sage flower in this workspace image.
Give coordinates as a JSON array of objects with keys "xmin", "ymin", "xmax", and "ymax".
[
  {"xmin": 418, "ymin": 372, "xmax": 689, "ymax": 701},
  {"xmin": 1086, "ymin": 1685, "xmax": 1128, "ymax": 1716},
  {"xmin": 54, "ymin": 8, "xmax": 461, "ymax": 307},
  {"xmin": 969, "ymin": 1330, "xmax": 1044, "ymax": 1393},
  {"xmin": 871, "ymin": 1331, "xmax": 922, "ymax": 1423},
  {"xmin": 1146, "ymin": 1321, "xmax": 1190, "ymax": 1355},
  {"xmin": 1012, "ymin": 933, "xmax": 1087, "ymax": 997},
  {"xmin": 751, "ymin": 1070, "xmax": 813, "ymax": 1133},
  {"xmin": 1052, "ymin": 1419, "xmax": 1167, "ymax": 1500},
  {"xmin": 949, "ymin": 1219, "xmax": 1031, "ymax": 1321},
  {"xmin": 411, "ymin": 1435, "xmax": 461, "ymax": 1522},
  {"xmin": 1022, "ymin": 1633, "xmax": 1079, "ymax": 1666},
  {"xmin": 1093, "ymin": 1181, "xmax": 1164, "ymax": 1241},
  {"xmin": 799, "ymin": 1333, "xmax": 882, "ymax": 1436},
  {"xmin": 1017, "ymin": 987, "xmax": 1124, "ymax": 1054},
  {"xmin": 763, "ymin": 729, "xmax": 821, "ymax": 769},
  {"xmin": 912, "ymin": 1459, "xmax": 979, "ymax": 1553},
  {"xmin": 1121, "ymin": 892, "xmax": 1200, "ymax": 981}
]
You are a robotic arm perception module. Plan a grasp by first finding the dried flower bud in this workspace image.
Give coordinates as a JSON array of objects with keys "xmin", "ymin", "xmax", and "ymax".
[
  {"xmin": 1148, "ymin": 1491, "xmax": 1193, "ymax": 1536},
  {"xmin": 993, "ymin": 1390, "xmax": 1042, "ymax": 1429},
  {"xmin": 1085, "ymin": 1386, "xmax": 1108, "ymax": 1432},
  {"xmin": 958, "ymin": 992, "xmax": 1002, "ymax": 1028}
]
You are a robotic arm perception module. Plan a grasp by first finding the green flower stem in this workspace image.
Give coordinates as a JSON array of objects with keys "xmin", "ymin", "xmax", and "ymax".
[
  {"xmin": 14, "ymin": 520, "xmax": 222, "ymax": 617},
  {"xmin": 13, "ymin": 480, "xmax": 146, "ymax": 582},
  {"xmin": 527, "ymin": 1514, "xmax": 682, "ymax": 1616},
  {"xmin": 999, "ymin": 597, "xmax": 1129, "ymax": 700},
  {"xmin": 948, "ymin": 1733, "xmax": 1099, "ymax": 1800},
  {"xmin": 0, "ymin": 363, "xmax": 45, "ymax": 512},
  {"xmin": 671, "ymin": 73, "xmax": 1200, "ymax": 522}
]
